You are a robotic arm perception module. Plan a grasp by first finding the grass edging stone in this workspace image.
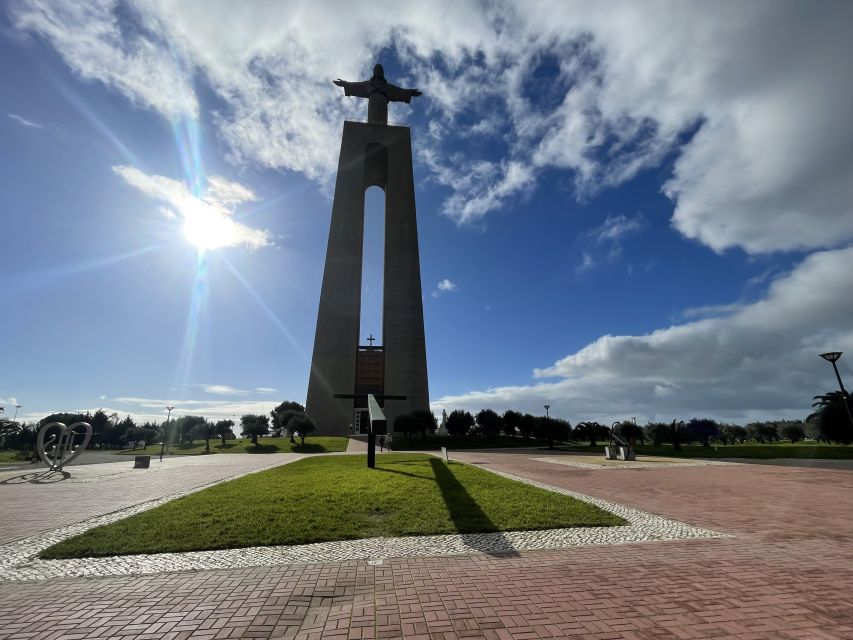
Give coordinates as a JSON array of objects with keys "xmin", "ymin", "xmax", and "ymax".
[{"xmin": 41, "ymin": 453, "xmax": 626, "ymax": 559}]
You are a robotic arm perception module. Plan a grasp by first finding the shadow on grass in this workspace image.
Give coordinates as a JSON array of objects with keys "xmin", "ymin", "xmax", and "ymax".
[
  {"xmin": 427, "ymin": 458, "xmax": 519, "ymax": 557},
  {"xmin": 245, "ymin": 444, "xmax": 282, "ymax": 453},
  {"xmin": 291, "ymin": 443, "xmax": 329, "ymax": 453}
]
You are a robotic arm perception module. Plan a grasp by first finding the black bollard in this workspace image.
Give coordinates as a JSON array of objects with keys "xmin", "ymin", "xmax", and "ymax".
[{"xmin": 368, "ymin": 425, "xmax": 376, "ymax": 468}]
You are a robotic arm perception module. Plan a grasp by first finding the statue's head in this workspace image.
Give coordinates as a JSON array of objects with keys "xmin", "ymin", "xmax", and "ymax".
[{"xmin": 372, "ymin": 64, "xmax": 385, "ymax": 81}]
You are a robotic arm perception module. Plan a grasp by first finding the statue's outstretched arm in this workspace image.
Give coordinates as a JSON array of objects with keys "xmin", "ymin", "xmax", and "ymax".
[
  {"xmin": 387, "ymin": 83, "xmax": 422, "ymax": 103},
  {"xmin": 333, "ymin": 79, "xmax": 372, "ymax": 98}
]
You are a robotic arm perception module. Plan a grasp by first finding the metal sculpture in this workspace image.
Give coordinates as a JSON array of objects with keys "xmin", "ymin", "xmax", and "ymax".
[{"xmin": 36, "ymin": 421, "xmax": 92, "ymax": 470}]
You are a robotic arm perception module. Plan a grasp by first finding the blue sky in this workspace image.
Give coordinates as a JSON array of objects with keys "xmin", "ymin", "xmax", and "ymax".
[{"xmin": 2, "ymin": 1, "xmax": 852, "ymax": 426}]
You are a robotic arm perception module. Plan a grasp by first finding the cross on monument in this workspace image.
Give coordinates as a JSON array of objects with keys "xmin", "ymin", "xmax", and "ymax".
[{"xmin": 367, "ymin": 333, "xmax": 376, "ymax": 347}]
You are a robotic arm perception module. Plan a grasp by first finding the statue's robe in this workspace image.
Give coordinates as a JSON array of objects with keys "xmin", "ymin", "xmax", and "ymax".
[{"xmin": 338, "ymin": 79, "xmax": 420, "ymax": 124}]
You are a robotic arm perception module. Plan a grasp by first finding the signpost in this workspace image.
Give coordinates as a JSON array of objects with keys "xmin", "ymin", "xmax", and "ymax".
[{"xmin": 367, "ymin": 394, "xmax": 386, "ymax": 469}]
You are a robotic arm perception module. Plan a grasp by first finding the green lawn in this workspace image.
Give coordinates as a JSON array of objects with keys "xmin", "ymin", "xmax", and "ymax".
[
  {"xmin": 557, "ymin": 441, "xmax": 853, "ymax": 459},
  {"xmin": 390, "ymin": 435, "xmax": 550, "ymax": 450},
  {"xmin": 114, "ymin": 436, "xmax": 350, "ymax": 456},
  {"xmin": 0, "ymin": 450, "xmax": 28, "ymax": 465},
  {"xmin": 41, "ymin": 453, "xmax": 626, "ymax": 559}
]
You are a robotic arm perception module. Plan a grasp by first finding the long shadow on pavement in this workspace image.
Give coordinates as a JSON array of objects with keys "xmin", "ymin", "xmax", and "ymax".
[{"xmin": 0, "ymin": 470, "xmax": 71, "ymax": 484}]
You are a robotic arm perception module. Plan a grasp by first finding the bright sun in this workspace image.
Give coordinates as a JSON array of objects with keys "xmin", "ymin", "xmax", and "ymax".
[{"xmin": 182, "ymin": 212, "xmax": 236, "ymax": 252}]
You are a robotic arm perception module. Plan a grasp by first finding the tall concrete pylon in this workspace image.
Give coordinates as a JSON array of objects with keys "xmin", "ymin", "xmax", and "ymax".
[{"xmin": 306, "ymin": 64, "xmax": 429, "ymax": 434}]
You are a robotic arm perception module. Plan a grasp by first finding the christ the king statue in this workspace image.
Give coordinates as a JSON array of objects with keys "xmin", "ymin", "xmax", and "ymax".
[{"xmin": 334, "ymin": 64, "xmax": 422, "ymax": 125}]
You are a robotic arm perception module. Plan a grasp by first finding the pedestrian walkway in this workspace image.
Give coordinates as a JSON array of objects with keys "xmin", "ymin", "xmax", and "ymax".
[{"xmin": 0, "ymin": 453, "xmax": 301, "ymax": 544}]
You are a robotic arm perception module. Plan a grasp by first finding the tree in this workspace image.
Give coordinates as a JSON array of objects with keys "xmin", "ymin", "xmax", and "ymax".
[
  {"xmin": 446, "ymin": 410, "xmax": 474, "ymax": 437},
  {"xmin": 89, "ymin": 410, "xmax": 111, "ymax": 449},
  {"xmin": 241, "ymin": 414, "xmax": 270, "ymax": 445},
  {"xmin": 171, "ymin": 415, "xmax": 207, "ymax": 445},
  {"xmin": 502, "ymin": 410, "xmax": 521, "ymax": 437},
  {"xmin": 393, "ymin": 413, "xmax": 419, "ymax": 438},
  {"xmin": 719, "ymin": 424, "xmax": 747, "ymax": 445},
  {"xmin": 213, "ymin": 419, "xmax": 235, "ymax": 446},
  {"xmin": 287, "ymin": 414, "xmax": 316, "ymax": 445},
  {"xmin": 271, "ymin": 401, "xmax": 305, "ymax": 436},
  {"xmin": 669, "ymin": 420, "xmax": 688, "ymax": 450},
  {"xmin": 779, "ymin": 421, "xmax": 806, "ymax": 444},
  {"xmin": 687, "ymin": 418, "xmax": 720, "ymax": 447},
  {"xmin": 534, "ymin": 417, "xmax": 570, "ymax": 449},
  {"xmin": 808, "ymin": 392, "xmax": 853, "ymax": 444},
  {"xmin": 614, "ymin": 421, "xmax": 644, "ymax": 445},
  {"xmin": 38, "ymin": 412, "xmax": 90, "ymax": 428},
  {"xmin": 517, "ymin": 413, "xmax": 537, "ymax": 440},
  {"xmin": 746, "ymin": 421, "xmax": 779, "ymax": 444},
  {"xmin": 644, "ymin": 422, "xmax": 670, "ymax": 447},
  {"xmin": 574, "ymin": 421, "xmax": 609, "ymax": 447},
  {"xmin": 411, "ymin": 410, "xmax": 437, "ymax": 439},
  {"xmin": 191, "ymin": 419, "xmax": 215, "ymax": 452},
  {"xmin": 475, "ymin": 409, "xmax": 503, "ymax": 438}
]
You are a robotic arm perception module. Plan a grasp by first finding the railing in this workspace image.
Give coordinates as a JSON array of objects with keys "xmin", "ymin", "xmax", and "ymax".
[{"xmin": 344, "ymin": 118, "xmax": 408, "ymax": 127}]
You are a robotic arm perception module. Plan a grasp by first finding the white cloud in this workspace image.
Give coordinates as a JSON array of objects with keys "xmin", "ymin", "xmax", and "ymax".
[
  {"xmin": 680, "ymin": 302, "xmax": 745, "ymax": 320},
  {"xmin": 592, "ymin": 214, "xmax": 645, "ymax": 244},
  {"xmin": 431, "ymin": 278, "xmax": 458, "ymax": 298},
  {"xmin": 11, "ymin": 1, "xmax": 853, "ymax": 251},
  {"xmin": 255, "ymin": 387, "xmax": 277, "ymax": 394},
  {"xmin": 433, "ymin": 246, "xmax": 853, "ymax": 424},
  {"xmin": 202, "ymin": 384, "xmax": 250, "ymax": 396},
  {"xmin": 8, "ymin": 113, "xmax": 43, "ymax": 128},
  {"xmin": 113, "ymin": 165, "xmax": 270, "ymax": 250},
  {"xmin": 9, "ymin": 0, "xmax": 198, "ymax": 119},
  {"xmin": 576, "ymin": 213, "xmax": 646, "ymax": 271},
  {"xmin": 0, "ymin": 398, "xmax": 19, "ymax": 409}
]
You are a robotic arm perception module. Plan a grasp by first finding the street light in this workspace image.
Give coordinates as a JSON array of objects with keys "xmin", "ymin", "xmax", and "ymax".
[
  {"xmin": 819, "ymin": 352, "xmax": 853, "ymax": 428},
  {"xmin": 160, "ymin": 406, "xmax": 175, "ymax": 462},
  {"xmin": 13, "ymin": 405, "xmax": 21, "ymax": 422},
  {"xmin": 544, "ymin": 405, "xmax": 550, "ymax": 419}
]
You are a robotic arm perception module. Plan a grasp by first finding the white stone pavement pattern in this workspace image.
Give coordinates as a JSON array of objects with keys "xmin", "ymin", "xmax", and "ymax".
[
  {"xmin": 534, "ymin": 456, "xmax": 736, "ymax": 470},
  {"xmin": 0, "ymin": 452, "xmax": 730, "ymax": 582}
]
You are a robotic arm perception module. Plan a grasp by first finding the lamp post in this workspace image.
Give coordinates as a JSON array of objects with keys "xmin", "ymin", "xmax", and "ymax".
[
  {"xmin": 544, "ymin": 405, "xmax": 550, "ymax": 419},
  {"xmin": 160, "ymin": 406, "xmax": 175, "ymax": 462},
  {"xmin": 13, "ymin": 405, "xmax": 21, "ymax": 422},
  {"xmin": 819, "ymin": 352, "xmax": 853, "ymax": 428}
]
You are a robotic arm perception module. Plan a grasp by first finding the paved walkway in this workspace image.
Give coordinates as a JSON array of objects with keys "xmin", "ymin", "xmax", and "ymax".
[
  {"xmin": 1, "ymin": 451, "xmax": 853, "ymax": 639},
  {"xmin": 0, "ymin": 453, "xmax": 301, "ymax": 544}
]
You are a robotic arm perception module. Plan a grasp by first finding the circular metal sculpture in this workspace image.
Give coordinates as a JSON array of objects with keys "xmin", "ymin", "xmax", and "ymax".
[{"xmin": 36, "ymin": 421, "xmax": 92, "ymax": 470}]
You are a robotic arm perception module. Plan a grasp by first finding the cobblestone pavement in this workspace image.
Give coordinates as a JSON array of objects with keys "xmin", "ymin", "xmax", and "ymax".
[
  {"xmin": 0, "ymin": 453, "xmax": 303, "ymax": 544},
  {"xmin": 0, "ymin": 466, "xmax": 725, "ymax": 581},
  {"xmin": 2, "ymin": 452, "xmax": 853, "ymax": 638}
]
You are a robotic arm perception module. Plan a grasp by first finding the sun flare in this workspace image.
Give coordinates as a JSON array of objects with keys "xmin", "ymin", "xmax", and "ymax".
[{"xmin": 182, "ymin": 212, "xmax": 236, "ymax": 252}]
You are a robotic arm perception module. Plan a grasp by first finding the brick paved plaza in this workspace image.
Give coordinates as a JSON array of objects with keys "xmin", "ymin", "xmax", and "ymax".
[{"xmin": 1, "ymin": 448, "xmax": 852, "ymax": 639}]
